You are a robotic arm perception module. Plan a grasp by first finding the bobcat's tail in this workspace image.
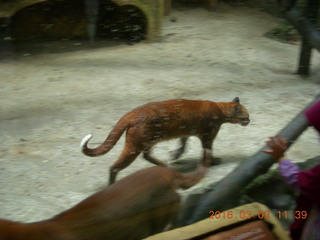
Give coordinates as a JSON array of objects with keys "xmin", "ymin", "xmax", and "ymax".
[{"xmin": 80, "ymin": 119, "xmax": 130, "ymax": 157}]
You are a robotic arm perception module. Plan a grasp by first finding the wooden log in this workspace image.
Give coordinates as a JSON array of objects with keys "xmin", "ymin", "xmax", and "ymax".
[{"xmin": 178, "ymin": 94, "xmax": 320, "ymax": 226}]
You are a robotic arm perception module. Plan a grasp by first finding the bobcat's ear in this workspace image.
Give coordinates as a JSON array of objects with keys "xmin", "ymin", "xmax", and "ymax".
[
  {"xmin": 232, "ymin": 97, "xmax": 240, "ymax": 103},
  {"xmin": 233, "ymin": 105, "xmax": 242, "ymax": 115}
]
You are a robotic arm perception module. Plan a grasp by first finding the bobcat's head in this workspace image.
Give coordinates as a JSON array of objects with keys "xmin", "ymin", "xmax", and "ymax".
[{"xmin": 226, "ymin": 97, "xmax": 250, "ymax": 126}]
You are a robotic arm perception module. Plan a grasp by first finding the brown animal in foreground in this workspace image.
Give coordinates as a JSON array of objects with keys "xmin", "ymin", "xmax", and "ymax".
[
  {"xmin": 0, "ymin": 162, "xmax": 208, "ymax": 240},
  {"xmin": 81, "ymin": 97, "xmax": 250, "ymax": 185}
]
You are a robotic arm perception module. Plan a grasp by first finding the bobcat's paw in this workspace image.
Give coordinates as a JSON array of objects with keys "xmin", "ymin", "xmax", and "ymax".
[
  {"xmin": 210, "ymin": 157, "xmax": 221, "ymax": 165},
  {"xmin": 170, "ymin": 148, "xmax": 184, "ymax": 160}
]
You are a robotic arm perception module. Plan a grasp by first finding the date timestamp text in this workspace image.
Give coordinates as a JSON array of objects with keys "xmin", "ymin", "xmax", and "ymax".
[{"xmin": 208, "ymin": 210, "xmax": 307, "ymax": 220}]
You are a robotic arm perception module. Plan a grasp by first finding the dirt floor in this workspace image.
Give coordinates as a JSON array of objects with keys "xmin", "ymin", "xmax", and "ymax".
[{"xmin": 0, "ymin": 2, "xmax": 319, "ymax": 226}]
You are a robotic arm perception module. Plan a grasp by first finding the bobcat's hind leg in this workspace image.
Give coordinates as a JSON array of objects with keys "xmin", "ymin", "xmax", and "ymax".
[
  {"xmin": 170, "ymin": 137, "xmax": 188, "ymax": 160},
  {"xmin": 200, "ymin": 134, "xmax": 221, "ymax": 165},
  {"xmin": 143, "ymin": 148, "xmax": 166, "ymax": 166},
  {"xmin": 109, "ymin": 147, "xmax": 141, "ymax": 185}
]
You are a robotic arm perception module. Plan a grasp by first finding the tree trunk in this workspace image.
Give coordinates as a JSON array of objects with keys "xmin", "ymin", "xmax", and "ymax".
[
  {"xmin": 282, "ymin": 1, "xmax": 320, "ymax": 76},
  {"xmin": 85, "ymin": 0, "xmax": 99, "ymax": 43},
  {"xmin": 285, "ymin": 7, "xmax": 320, "ymax": 53}
]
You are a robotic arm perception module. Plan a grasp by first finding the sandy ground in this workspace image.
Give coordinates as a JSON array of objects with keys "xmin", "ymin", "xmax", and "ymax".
[{"xmin": 0, "ymin": 3, "xmax": 319, "ymax": 224}]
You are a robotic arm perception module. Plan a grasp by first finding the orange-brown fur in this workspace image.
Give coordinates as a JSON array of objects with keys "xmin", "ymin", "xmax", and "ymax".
[
  {"xmin": 0, "ymin": 162, "xmax": 208, "ymax": 240},
  {"xmin": 81, "ymin": 97, "xmax": 250, "ymax": 184}
]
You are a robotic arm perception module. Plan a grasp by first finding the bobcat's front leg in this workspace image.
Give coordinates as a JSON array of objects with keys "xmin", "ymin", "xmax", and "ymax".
[
  {"xmin": 200, "ymin": 132, "xmax": 221, "ymax": 165},
  {"xmin": 143, "ymin": 148, "xmax": 167, "ymax": 166},
  {"xmin": 170, "ymin": 137, "xmax": 188, "ymax": 160}
]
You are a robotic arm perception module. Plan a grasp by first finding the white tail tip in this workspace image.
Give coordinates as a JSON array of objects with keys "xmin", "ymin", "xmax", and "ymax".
[{"xmin": 80, "ymin": 134, "xmax": 93, "ymax": 150}]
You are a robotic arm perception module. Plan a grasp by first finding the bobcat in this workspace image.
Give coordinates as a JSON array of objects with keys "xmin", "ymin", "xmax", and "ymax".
[
  {"xmin": 81, "ymin": 97, "xmax": 250, "ymax": 185},
  {"xmin": 0, "ymin": 162, "xmax": 208, "ymax": 240}
]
